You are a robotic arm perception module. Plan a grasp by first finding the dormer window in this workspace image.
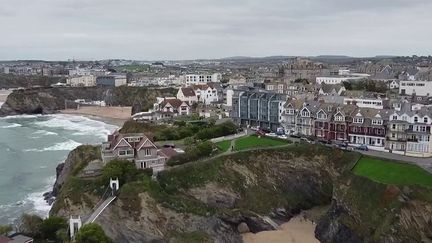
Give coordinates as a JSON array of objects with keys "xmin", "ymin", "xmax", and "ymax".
[
  {"xmin": 334, "ymin": 115, "xmax": 344, "ymax": 122},
  {"xmin": 286, "ymin": 109, "xmax": 295, "ymax": 115},
  {"xmin": 392, "ymin": 115, "xmax": 397, "ymax": 120},
  {"xmin": 301, "ymin": 109, "xmax": 310, "ymax": 117},
  {"xmin": 424, "ymin": 117, "xmax": 429, "ymax": 123},
  {"xmin": 353, "ymin": 118, "xmax": 364, "ymax": 124},
  {"xmin": 372, "ymin": 119, "xmax": 383, "ymax": 125},
  {"xmin": 317, "ymin": 112, "xmax": 327, "ymax": 119},
  {"xmin": 414, "ymin": 117, "xmax": 418, "ymax": 123}
]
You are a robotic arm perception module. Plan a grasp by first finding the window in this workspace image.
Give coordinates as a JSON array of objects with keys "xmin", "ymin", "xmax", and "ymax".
[
  {"xmin": 392, "ymin": 115, "xmax": 397, "ymax": 120},
  {"xmin": 424, "ymin": 117, "xmax": 428, "ymax": 123},
  {"xmin": 318, "ymin": 112, "xmax": 327, "ymax": 119},
  {"xmin": 334, "ymin": 115, "xmax": 344, "ymax": 122},
  {"xmin": 301, "ymin": 109, "xmax": 310, "ymax": 117},
  {"xmin": 372, "ymin": 119, "xmax": 383, "ymax": 125},
  {"xmin": 286, "ymin": 109, "xmax": 295, "ymax": 115},
  {"xmin": 353, "ymin": 118, "xmax": 363, "ymax": 124},
  {"xmin": 118, "ymin": 150, "xmax": 126, "ymax": 156},
  {"xmin": 392, "ymin": 124, "xmax": 396, "ymax": 129},
  {"xmin": 391, "ymin": 133, "xmax": 395, "ymax": 138},
  {"xmin": 414, "ymin": 117, "xmax": 418, "ymax": 123},
  {"xmin": 145, "ymin": 149, "xmax": 151, "ymax": 156}
]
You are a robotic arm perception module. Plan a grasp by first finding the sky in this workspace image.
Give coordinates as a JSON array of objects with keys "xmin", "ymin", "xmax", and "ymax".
[{"xmin": 1, "ymin": 0, "xmax": 432, "ymax": 60}]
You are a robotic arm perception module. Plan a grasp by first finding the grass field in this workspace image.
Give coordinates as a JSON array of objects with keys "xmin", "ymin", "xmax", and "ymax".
[
  {"xmin": 216, "ymin": 140, "xmax": 232, "ymax": 152},
  {"xmin": 234, "ymin": 135, "xmax": 289, "ymax": 151},
  {"xmin": 353, "ymin": 156, "xmax": 432, "ymax": 189}
]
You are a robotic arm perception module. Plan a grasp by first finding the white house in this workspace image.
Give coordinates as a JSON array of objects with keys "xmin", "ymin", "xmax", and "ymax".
[
  {"xmin": 177, "ymin": 87, "xmax": 198, "ymax": 103},
  {"xmin": 343, "ymin": 97, "xmax": 384, "ymax": 109},
  {"xmin": 193, "ymin": 84, "xmax": 218, "ymax": 105},
  {"xmin": 399, "ymin": 80, "xmax": 432, "ymax": 97}
]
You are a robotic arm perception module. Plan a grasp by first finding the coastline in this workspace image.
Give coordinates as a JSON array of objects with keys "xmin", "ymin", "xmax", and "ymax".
[{"xmin": 59, "ymin": 106, "xmax": 132, "ymax": 127}]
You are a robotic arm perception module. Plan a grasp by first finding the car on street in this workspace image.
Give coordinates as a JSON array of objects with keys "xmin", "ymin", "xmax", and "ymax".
[{"xmin": 355, "ymin": 144, "xmax": 369, "ymax": 151}]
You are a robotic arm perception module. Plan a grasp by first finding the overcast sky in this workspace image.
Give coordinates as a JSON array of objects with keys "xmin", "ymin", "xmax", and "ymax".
[{"xmin": 1, "ymin": 0, "xmax": 431, "ymax": 60}]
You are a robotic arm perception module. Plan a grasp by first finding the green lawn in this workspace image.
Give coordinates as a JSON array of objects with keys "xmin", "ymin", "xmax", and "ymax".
[
  {"xmin": 234, "ymin": 135, "xmax": 289, "ymax": 151},
  {"xmin": 353, "ymin": 156, "xmax": 432, "ymax": 189},
  {"xmin": 216, "ymin": 140, "xmax": 232, "ymax": 152}
]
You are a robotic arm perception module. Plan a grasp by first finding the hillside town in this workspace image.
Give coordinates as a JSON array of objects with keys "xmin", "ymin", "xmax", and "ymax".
[{"xmin": 2, "ymin": 56, "xmax": 432, "ymax": 161}]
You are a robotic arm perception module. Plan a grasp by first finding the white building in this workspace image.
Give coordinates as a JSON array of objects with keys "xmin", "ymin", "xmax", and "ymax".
[
  {"xmin": 390, "ymin": 80, "xmax": 400, "ymax": 89},
  {"xmin": 66, "ymin": 75, "xmax": 97, "ymax": 87},
  {"xmin": 316, "ymin": 76, "xmax": 364, "ymax": 85},
  {"xmin": 343, "ymin": 97, "xmax": 384, "ymax": 109},
  {"xmin": 184, "ymin": 73, "xmax": 221, "ymax": 85},
  {"xmin": 399, "ymin": 80, "xmax": 432, "ymax": 97},
  {"xmin": 193, "ymin": 84, "xmax": 218, "ymax": 105}
]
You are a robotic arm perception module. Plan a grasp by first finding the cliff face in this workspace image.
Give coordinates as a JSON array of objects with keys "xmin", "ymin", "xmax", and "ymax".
[
  {"xmin": 51, "ymin": 145, "xmax": 357, "ymax": 242},
  {"xmin": 50, "ymin": 144, "xmax": 432, "ymax": 243},
  {"xmin": 0, "ymin": 86, "xmax": 177, "ymax": 116},
  {"xmin": 315, "ymin": 175, "xmax": 432, "ymax": 243}
]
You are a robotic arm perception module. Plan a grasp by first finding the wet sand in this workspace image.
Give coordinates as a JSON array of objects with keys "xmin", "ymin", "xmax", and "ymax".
[
  {"xmin": 60, "ymin": 106, "xmax": 132, "ymax": 127},
  {"xmin": 243, "ymin": 216, "xmax": 319, "ymax": 243}
]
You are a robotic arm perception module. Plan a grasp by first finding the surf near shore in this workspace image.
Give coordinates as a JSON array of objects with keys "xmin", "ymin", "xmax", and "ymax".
[{"xmin": 60, "ymin": 106, "xmax": 132, "ymax": 127}]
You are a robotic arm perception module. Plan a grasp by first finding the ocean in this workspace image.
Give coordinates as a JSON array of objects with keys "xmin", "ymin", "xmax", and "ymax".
[{"xmin": 0, "ymin": 112, "xmax": 117, "ymax": 224}]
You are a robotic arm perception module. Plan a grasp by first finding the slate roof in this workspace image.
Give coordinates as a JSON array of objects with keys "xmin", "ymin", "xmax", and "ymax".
[
  {"xmin": 160, "ymin": 98, "xmax": 188, "ymax": 109},
  {"xmin": 181, "ymin": 87, "xmax": 196, "ymax": 97}
]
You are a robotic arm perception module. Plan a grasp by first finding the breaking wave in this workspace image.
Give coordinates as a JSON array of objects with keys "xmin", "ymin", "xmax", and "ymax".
[{"xmin": 24, "ymin": 140, "xmax": 82, "ymax": 152}]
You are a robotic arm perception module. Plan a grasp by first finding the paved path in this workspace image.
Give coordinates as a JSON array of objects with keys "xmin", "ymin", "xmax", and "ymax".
[{"xmin": 85, "ymin": 196, "xmax": 117, "ymax": 224}]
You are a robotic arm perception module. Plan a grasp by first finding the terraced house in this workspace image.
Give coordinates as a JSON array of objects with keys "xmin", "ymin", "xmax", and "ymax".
[
  {"xmin": 348, "ymin": 108, "xmax": 390, "ymax": 147},
  {"xmin": 101, "ymin": 132, "xmax": 168, "ymax": 172},
  {"xmin": 231, "ymin": 90, "xmax": 286, "ymax": 131},
  {"xmin": 386, "ymin": 104, "xmax": 432, "ymax": 157},
  {"xmin": 314, "ymin": 104, "xmax": 357, "ymax": 141}
]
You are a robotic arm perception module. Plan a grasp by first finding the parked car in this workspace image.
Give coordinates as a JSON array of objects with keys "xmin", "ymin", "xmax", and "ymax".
[
  {"xmin": 355, "ymin": 144, "xmax": 369, "ymax": 151},
  {"xmin": 278, "ymin": 135, "xmax": 288, "ymax": 139},
  {"xmin": 266, "ymin": 133, "xmax": 277, "ymax": 137}
]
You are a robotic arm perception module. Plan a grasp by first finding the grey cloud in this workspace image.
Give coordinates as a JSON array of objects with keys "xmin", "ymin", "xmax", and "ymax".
[{"xmin": 0, "ymin": 0, "xmax": 431, "ymax": 60}]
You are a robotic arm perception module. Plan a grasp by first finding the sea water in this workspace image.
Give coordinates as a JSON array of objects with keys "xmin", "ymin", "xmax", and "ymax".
[{"xmin": 0, "ymin": 113, "xmax": 117, "ymax": 224}]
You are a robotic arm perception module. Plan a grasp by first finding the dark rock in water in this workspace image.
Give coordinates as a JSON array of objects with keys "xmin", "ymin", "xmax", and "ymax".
[
  {"xmin": 43, "ymin": 191, "xmax": 51, "ymax": 198},
  {"xmin": 47, "ymin": 198, "xmax": 55, "ymax": 206}
]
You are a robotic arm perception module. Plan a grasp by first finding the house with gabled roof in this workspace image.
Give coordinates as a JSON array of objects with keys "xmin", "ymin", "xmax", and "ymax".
[
  {"xmin": 347, "ymin": 108, "xmax": 390, "ymax": 147},
  {"xmin": 157, "ymin": 98, "xmax": 191, "ymax": 116},
  {"xmin": 177, "ymin": 87, "xmax": 198, "ymax": 103},
  {"xmin": 318, "ymin": 84, "xmax": 346, "ymax": 96},
  {"xmin": 101, "ymin": 132, "xmax": 167, "ymax": 172}
]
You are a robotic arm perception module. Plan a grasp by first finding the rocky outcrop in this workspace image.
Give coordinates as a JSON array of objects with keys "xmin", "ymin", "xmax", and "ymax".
[
  {"xmin": 50, "ymin": 143, "xmax": 432, "ymax": 243},
  {"xmin": 0, "ymin": 86, "xmax": 176, "ymax": 116},
  {"xmin": 315, "ymin": 175, "xmax": 432, "ymax": 243}
]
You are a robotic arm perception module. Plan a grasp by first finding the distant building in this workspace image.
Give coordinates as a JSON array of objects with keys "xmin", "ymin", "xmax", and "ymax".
[
  {"xmin": 193, "ymin": 83, "xmax": 219, "ymax": 104},
  {"xmin": 96, "ymin": 74, "xmax": 127, "ymax": 87},
  {"xmin": 184, "ymin": 73, "xmax": 221, "ymax": 85},
  {"xmin": 386, "ymin": 104, "xmax": 432, "ymax": 157},
  {"xmin": 316, "ymin": 76, "xmax": 364, "ymax": 85},
  {"xmin": 177, "ymin": 87, "xmax": 198, "ymax": 103},
  {"xmin": 399, "ymin": 80, "xmax": 432, "ymax": 97},
  {"xmin": 67, "ymin": 75, "xmax": 96, "ymax": 87},
  {"xmin": 231, "ymin": 90, "xmax": 286, "ymax": 131},
  {"xmin": 3, "ymin": 67, "xmax": 10, "ymax": 74}
]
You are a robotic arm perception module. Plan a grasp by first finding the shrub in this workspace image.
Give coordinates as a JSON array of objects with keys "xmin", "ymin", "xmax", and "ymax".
[
  {"xmin": 102, "ymin": 159, "xmax": 140, "ymax": 185},
  {"xmin": 75, "ymin": 223, "xmax": 112, "ymax": 243},
  {"xmin": 167, "ymin": 141, "xmax": 214, "ymax": 166},
  {"xmin": 39, "ymin": 216, "xmax": 67, "ymax": 241}
]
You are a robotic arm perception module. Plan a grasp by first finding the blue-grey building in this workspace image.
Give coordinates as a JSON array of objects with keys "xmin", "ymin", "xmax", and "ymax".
[{"xmin": 231, "ymin": 90, "xmax": 286, "ymax": 131}]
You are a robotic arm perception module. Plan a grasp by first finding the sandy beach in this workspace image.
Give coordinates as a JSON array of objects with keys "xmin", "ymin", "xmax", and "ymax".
[
  {"xmin": 243, "ymin": 215, "xmax": 320, "ymax": 243},
  {"xmin": 60, "ymin": 106, "xmax": 132, "ymax": 127}
]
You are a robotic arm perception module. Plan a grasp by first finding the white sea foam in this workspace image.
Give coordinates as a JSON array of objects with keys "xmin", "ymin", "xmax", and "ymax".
[
  {"xmin": 0, "ymin": 123, "xmax": 22, "ymax": 128},
  {"xmin": 33, "ymin": 130, "xmax": 58, "ymax": 136},
  {"xmin": 25, "ymin": 176, "xmax": 56, "ymax": 218},
  {"xmin": 35, "ymin": 114, "xmax": 117, "ymax": 139},
  {"xmin": 0, "ymin": 114, "xmax": 41, "ymax": 120},
  {"xmin": 24, "ymin": 140, "xmax": 82, "ymax": 152}
]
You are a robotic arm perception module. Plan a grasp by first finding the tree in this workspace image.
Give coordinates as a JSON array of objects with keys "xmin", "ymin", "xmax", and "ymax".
[
  {"xmin": 16, "ymin": 214, "xmax": 43, "ymax": 237},
  {"xmin": 74, "ymin": 223, "xmax": 112, "ymax": 243},
  {"xmin": 0, "ymin": 225, "xmax": 12, "ymax": 235},
  {"xmin": 39, "ymin": 216, "xmax": 67, "ymax": 240},
  {"xmin": 102, "ymin": 159, "xmax": 140, "ymax": 184}
]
